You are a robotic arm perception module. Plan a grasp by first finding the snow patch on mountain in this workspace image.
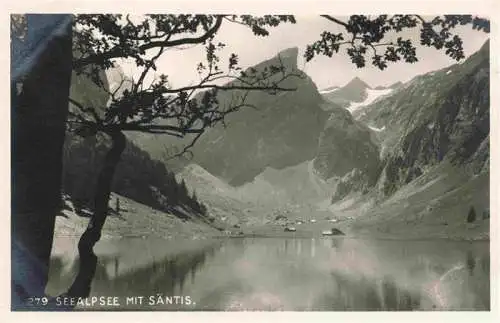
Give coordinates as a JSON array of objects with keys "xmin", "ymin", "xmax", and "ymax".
[
  {"xmin": 319, "ymin": 87, "xmax": 340, "ymax": 94},
  {"xmin": 368, "ymin": 125, "xmax": 386, "ymax": 132},
  {"xmin": 347, "ymin": 88, "xmax": 394, "ymax": 113}
]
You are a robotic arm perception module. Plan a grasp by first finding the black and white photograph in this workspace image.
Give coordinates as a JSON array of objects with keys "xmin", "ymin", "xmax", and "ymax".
[{"xmin": 8, "ymin": 6, "xmax": 495, "ymax": 315}]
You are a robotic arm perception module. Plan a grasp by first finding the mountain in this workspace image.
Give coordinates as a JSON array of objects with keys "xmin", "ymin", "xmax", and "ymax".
[
  {"xmin": 130, "ymin": 49, "xmax": 386, "ymax": 192},
  {"xmin": 335, "ymin": 40, "xmax": 490, "ymax": 239},
  {"xmin": 321, "ymin": 77, "xmax": 371, "ymax": 109},
  {"xmin": 348, "ymin": 40, "xmax": 490, "ymax": 196},
  {"xmin": 388, "ymin": 81, "xmax": 403, "ymax": 89},
  {"xmin": 346, "ymin": 87, "xmax": 395, "ymax": 113},
  {"xmin": 177, "ymin": 160, "xmax": 339, "ymax": 229},
  {"xmin": 339, "ymin": 77, "xmax": 372, "ymax": 101},
  {"xmin": 312, "ymin": 102, "xmax": 381, "ymax": 201},
  {"xmin": 161, "ymin": 49, "xmax": 386, "ymax": 202},
  {"xmin": 374, "ymin": 81, "xmax": 403, "ymax": 91},
  {"xmin": 173, "ymin": 47, "xmax": 331, "ymax": 186},
  {"xmin": 377, "ymin": 40, "xmax": 489, "ymax": 197},
  {"xmin": 169, "ymin": 40, "xmax": 490, "ymax": 240},
  {"xmin": 321, "ymin": 76, "xmax": 395, "ymax": 113}
]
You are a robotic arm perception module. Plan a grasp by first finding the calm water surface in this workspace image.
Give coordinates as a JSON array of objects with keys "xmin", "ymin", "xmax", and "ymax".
[{"xmin": 47, "ymin": 237, "xmax": 490, "ymax": 311}]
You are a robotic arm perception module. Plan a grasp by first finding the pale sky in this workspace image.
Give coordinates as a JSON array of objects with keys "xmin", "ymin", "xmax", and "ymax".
[{"xmin": 118, "ymin": 16, "xmax": 489, "ymax": 91}]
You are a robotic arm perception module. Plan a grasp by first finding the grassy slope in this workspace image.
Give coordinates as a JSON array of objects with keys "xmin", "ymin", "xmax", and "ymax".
[
  {"xmin": 53, "ymin": 192, "xmax": 221, "ymax": 250},
  {"xmin": 347, "ymin": 162, "xmax": 489, "ymax": 240}
]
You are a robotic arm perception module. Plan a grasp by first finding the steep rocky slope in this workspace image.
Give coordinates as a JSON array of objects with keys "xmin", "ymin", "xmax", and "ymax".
[
  {"xmin": 184, "ymin": 47, "xmax": 329, "ymax": 185},
  {"xmin": 174, "ymin": 48, "xmax": 384, "ymax": 197},
  {"xmin": 131, "ymin": 48, "xmax": 387, "ymax": 196},
  {"xmin": 313, "ymin": 105, "xmax": 381, "ymax": 201},
  {"xmin": 329, "ymin": 40, "xmax": 490, "ymax": 240},
  {"xmin": 362, "ymin": 40, "xmax": 490, "ymax": 197}
]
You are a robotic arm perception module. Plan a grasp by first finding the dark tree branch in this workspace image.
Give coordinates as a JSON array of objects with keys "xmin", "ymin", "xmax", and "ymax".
[
  {"xmin": 320, "ymin": 15, "xmax": 349, "ymax": 28},
  {"xmin": 222, "ymin": 16, "xmax": 248, "ymax": 27},
  {"xmin": 141, "ymin": 16, "xmax": 223, "ymax": 50},
  {"xmin": 163, "ymin": 91, "xmax": 260, "ymax": 160},
  {"xmin": 73, "ymin": 16, "xmax": 224, "ymax": 69},
  {"xmin": 414, "ymin": 15, "xmax": 427, "ymax": 24},
  {"xmin": 68, "ymin": 97, "xmax": 102, "ymax": 123},
  {"xmin": 134, "ymin": 46, "xmax": 164, "ymax": 94},
  {"xmin": 119, "ymin": 123, "xmax": 203, "ymax": 134},
  {"xmin": 165, "ymin": 131, "xmax": 204, "ymax": 161},
  {"xmin": 160, "ymin": 83, "xmax": 296, "ymax": 95}
]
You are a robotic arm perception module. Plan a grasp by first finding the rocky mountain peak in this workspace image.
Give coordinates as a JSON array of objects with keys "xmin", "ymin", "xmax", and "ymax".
[
  {"xmin": 276, "ymin": 47, "xmax": 299, "ymax": 67},
  {"xmin": 344, "ymin": 77, "xmax": 371, "ymax": 90},
  {"xmin": 321, "ymin": 76, "xmax": 372, "ymax": 107},
  {"xmin": 153, "ymin": 46, "xmax": 327, "ymax": 186}
]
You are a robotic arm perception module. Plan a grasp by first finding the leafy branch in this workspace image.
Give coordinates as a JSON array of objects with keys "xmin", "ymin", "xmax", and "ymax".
[{"xmin": 307, "ymin": 15, "xmax": 490, "ymax": 70}]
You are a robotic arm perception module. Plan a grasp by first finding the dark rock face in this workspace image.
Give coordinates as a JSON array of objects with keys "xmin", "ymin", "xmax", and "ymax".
[
  {"xmin": 313, "ymin": 105, "xmax": 381, "ymax": 200},
  {"xmin": 331, "ymin": 168, "xmax": 374, "ymax": 202},
  {"xmin": 186, "ymin": 48, "xmax": 330, "ymax": 185},
  {"xmin": 368, "ymin": 41, "xmax": 490, "ymax": 197},
  {"xmin": 468, "ymin": 135, "xmax": 489, "ymax": 174},
  {"xmin": 276, "ymin": 46, "xmax": 299, "ymax": 70}
]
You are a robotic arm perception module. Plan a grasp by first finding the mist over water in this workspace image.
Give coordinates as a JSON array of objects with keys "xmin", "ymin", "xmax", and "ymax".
[{"xmin": 47, "ymin": 237, "xmax": 489, "ymax": 311}]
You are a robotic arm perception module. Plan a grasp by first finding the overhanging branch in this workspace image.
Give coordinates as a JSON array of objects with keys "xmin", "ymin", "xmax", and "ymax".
[
  {"xmin": 160, "ymin": 83, "xmax": 296, "ymax": 94},
  {"xmin": 73, "ymin": 16, "xmax": 225, "ymax": 69},
  {"xmin": 320, "ymin": 15, "xmax": 349, "ymax": 28}
]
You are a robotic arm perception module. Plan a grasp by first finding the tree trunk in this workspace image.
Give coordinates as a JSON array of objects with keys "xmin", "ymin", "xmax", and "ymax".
[
  {"xmin": 66, "ymin": 131, "xmax": 126, "ymax": 298},
  {"xmin": 11, "ymin": 15, "xmax": 73, "ymax": 307}
]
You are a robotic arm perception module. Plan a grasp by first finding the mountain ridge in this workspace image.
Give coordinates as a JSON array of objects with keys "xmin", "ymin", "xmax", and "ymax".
[
  {"xmin": 167, "ymin": 47, "xmax": 330, "ymax": 186},
  {"xmin": 321, "ymin": 76, "xmax": 372, "ymax": 109}
]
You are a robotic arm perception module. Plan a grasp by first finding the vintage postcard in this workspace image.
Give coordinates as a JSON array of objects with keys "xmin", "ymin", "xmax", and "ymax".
[{"xmin": 5, "ymin": 1, "xmax": 498, "ymax": 321}]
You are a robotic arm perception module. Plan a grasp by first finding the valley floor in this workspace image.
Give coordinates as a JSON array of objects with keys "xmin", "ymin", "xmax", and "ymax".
[{"xmin": 177, "ymin": 161, "xmax": 490, "ymax": 242}]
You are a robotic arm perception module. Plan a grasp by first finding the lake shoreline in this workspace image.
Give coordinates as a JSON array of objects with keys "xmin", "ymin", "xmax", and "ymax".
[{"xmin": 229, "ymin": 233, "xmax": 490, "ymax": 242}]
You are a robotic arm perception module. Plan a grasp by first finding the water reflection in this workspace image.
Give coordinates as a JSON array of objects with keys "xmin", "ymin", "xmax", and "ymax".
[{"xmin": 47, "ymin": 237, "xmax": 489, "ymax": 311}]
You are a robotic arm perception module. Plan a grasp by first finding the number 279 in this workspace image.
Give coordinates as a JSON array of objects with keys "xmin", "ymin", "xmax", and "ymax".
[{"xmin": 27, "ymin": 297, "xmax": 48, "ymax": 306}]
